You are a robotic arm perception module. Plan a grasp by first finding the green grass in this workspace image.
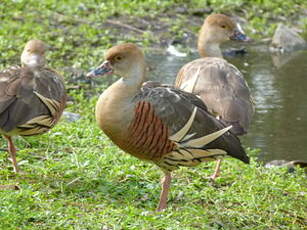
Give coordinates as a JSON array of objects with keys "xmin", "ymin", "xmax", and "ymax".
[
  {"xmin": 1, "ymin": 0, "xmax": 306, "ymax": 72},
  {"xmin": 1, "ymin": 92, "xmax": 306, "ymax": 229},
  {"xmin": 0, "ymin": 0, "xmax": 307, "ymax": 229}
]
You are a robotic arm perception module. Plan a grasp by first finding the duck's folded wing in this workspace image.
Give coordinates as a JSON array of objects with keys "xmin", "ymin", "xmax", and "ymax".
[
  {"xmin": 0, "ymin": 67, "xmax": 66, "ymax": 135},
  {"xmin": 176, "ymin": 58, "xmax": 254, "ymax": 135},
  {"xmin": 131, "ymin": 86, "xmax": 249, "ymax": 165}
]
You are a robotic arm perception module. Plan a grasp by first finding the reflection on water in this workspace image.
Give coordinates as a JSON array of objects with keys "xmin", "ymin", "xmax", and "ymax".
[{"xmin": 146, "ymin": 44, "xmax": 307, "ymax": 162}]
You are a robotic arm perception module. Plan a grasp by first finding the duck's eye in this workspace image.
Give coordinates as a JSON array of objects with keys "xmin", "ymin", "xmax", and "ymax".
[
  {"xmin": 221, "ymin": 25, "xmax": 226, "ymax": 29},
  {"xmin": 115, "ymin": 56, "xmax": 122, "ymax": 61}
]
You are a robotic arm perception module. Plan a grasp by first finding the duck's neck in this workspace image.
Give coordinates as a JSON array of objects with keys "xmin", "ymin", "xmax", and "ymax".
[
  {"xmin": 197, "ymin": 31, "xmax": 223, "ymax": 58},
  {"xmin": 102, "ymin": 63, "xmax": 147, "ymax": 110},
  {"xmin": 95, "ymin": 62, "xmax": 146, "ymax": 145},
  {"xmin": 22, "ymin": 64, "xmax": 45, "ymax": 77},
  {"xmin": 121, "ymin": 64, "xmax": 146, "ymax": 92}
]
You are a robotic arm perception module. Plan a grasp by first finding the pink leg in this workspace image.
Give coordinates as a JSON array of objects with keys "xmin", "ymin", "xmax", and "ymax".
[
  {"xmin": 156, "ymin": 172, "xmax": 172, "ymax": 212},
  {"xmin": 4, "ymin": 135, "xmax": 19, "ymax": 173},
  {"xmin": 210, "ymin": 159, "xmax": 222, "ymax": 180}
]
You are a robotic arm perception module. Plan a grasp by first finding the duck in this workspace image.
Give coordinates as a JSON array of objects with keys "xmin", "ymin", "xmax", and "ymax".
[
  {"xmin": 175, "ymin": 14, "xmax": 254, "ymax": 180},
  {"xmin": 0, "ymin": 40, "xmax": 66, "ymax": 173},
  {"xmin": 87, "ymin": 43, "xmax": 249, "ymax": 211}
]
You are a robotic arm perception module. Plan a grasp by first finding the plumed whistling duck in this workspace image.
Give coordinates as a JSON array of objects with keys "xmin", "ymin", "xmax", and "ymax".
[
  {"xmin": 175, "ymin": 14, "xmax": 254, "ymax": 180},
  {"xmin": 87, "ymin": 43, "xmax": 249, "ymax": 211},
  {"xmin": 0, "ymin": 40, "xmax": 66, "ymax": 173}
]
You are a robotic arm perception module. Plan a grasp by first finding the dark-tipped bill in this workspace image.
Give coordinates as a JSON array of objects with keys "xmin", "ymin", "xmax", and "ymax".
[
  {"xmin": 230, "ymin": 28, "xmax": 252, "ymax": 42},
  {"xmin": 86, "ymin": 61, "xmax": 113, "ymax": 78}
]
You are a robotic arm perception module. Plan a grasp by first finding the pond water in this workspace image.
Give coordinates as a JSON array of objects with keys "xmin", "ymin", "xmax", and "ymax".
[{"xmin": 145, "ymin": 43, "xmax": 307, "ymax": 163}]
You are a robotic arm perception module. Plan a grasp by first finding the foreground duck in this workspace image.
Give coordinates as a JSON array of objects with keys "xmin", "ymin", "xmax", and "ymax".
[
  {"xmin": 87, "ymin": 43, "xmax": 249, "ymax": 211},
  {"xmin": 175, "ymin": 14, "xmax": 254, "ymax": 179},
  {"xmin": 0, "ymin": 40, "xmax": 66, "ymax": 173}
]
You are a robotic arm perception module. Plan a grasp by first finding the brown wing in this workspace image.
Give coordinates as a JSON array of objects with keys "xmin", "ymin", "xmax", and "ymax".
[
  {"xmin": 175, "ymin": 57, "xmax": 254, "ymax": 135},
  {"xmin": 126, "ymin": 86, "xmax": 248, "ymax": 171},
  {"xmin": 0, "ymin": 66, "xmax": 66, "ymax": 136}
]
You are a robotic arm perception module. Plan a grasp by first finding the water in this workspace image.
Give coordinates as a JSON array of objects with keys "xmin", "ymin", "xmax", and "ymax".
[{"xmin": 146, "ymin": 44, "xmax": 307, "ymax": 163}]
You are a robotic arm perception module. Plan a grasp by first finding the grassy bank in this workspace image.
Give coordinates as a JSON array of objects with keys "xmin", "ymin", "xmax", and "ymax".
[
  {"xmin": 1, "ymin": 0, "xmax": 307, "ymax": 72},
  {"xmin": 0, "ymin": 92, "xmax": 306, "ymax": 229},
  {"xmin": 0, "ymin": 0, "xmax": 307, "ymax": 229}
]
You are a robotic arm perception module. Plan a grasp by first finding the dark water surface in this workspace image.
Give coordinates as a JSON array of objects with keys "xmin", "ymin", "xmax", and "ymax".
[{"xmin": 145, "ymin": 44, "xmax": 307, "ymax": 163}]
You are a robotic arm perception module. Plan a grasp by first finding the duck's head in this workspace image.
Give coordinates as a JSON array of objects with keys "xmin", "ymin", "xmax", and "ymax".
[
  {"xmin": 200, "ymin": 14, "xmax": 250, "ymax": 43},
  {"xmin": 21, "ymin": 39, "xmax": 46, "ymax": 68},
  {"xmin": 87, "ymin": 43, "xmax": 146, "ymax": 79}
]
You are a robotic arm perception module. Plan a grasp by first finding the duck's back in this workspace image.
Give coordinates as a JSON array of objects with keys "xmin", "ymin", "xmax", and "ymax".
[
  {"xmin": 0, "ymin": 66, "xmax": 66, "ymax": 136},
  {"xmin": 175, "ymin": 57, "xmax": 253, "ymax": 135}
]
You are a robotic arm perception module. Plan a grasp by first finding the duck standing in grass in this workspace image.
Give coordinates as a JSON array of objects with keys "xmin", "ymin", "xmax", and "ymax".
[
  {"xmin": 0, "ymin": 40, "xmax": 66, "ymax": 173},
  {"xmin": 87, "ymin": 43, "xmax": 249, "ymax": 211},
  {"xmin": 175, "ymin": 14, "xmax": 254, "ymax": 179}
]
